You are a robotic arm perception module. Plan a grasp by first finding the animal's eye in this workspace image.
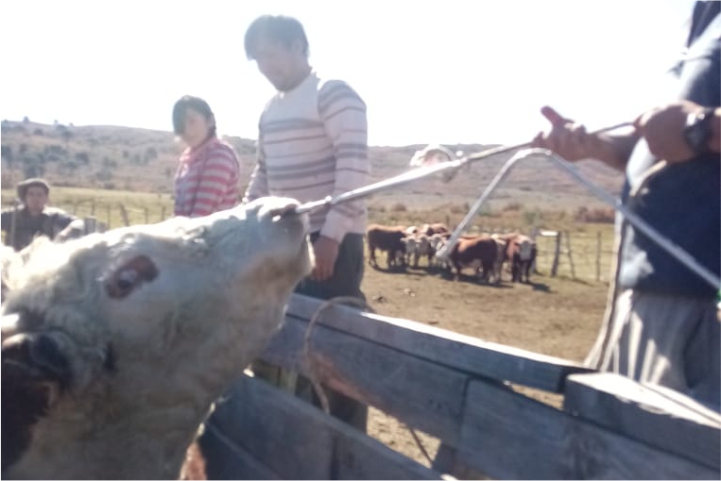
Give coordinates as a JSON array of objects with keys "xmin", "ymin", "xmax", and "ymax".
[
  {"xmin": 105, "ymin": 255, "xmax": 158, "ymax": 299},
  {"xmin": 116, "ymin": 269, "xmax": 138, "ymax": 292}
]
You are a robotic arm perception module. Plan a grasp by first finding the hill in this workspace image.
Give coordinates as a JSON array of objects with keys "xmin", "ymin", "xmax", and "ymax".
[{"xmin": 0, "ymin": 119, "xmax": 623, "ymax": 213}]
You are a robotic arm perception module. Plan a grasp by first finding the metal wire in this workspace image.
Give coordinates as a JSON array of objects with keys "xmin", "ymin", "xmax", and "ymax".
[{"xmin": 293, "ymin": 122, "xmax": 633, "ymax": 215}]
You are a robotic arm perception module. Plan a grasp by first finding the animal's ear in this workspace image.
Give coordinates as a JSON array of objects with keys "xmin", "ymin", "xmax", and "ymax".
[{"xmin": 2, "ymin": 332, "xmax": 72, "ymax": 471}]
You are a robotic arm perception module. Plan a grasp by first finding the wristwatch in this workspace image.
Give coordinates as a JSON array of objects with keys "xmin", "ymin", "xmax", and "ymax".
[{"xmin": 684, "ymin": 106, "xmax": 715, "ymax": 155}]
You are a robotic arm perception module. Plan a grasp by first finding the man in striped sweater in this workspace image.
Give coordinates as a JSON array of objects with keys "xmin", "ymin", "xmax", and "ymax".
[{"xmin": 243, "ymin": 14, "xmax": 370, "ymax": 430}]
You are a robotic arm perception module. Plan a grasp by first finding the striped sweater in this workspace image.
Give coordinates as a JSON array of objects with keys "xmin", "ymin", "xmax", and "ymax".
[
  {"xmin": 174, "ymin": 137, "xmax": 240, "ymax": 217},
  {"xmin": 244, "ymin": 71, "xmax": 370, "ymax": 243}
]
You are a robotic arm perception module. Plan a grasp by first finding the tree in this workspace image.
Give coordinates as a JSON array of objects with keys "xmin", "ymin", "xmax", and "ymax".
[
  {"xmin": 22, "ymin": 116, "xmax": 30, "ymax": 124},
  {"xmin": 1, "ymin": 145, "xmax": 13, "ymax": 163},
  {"xmin": 145, "ymin": 146, "xmax": 158, "ymax": 161},
  {"xmin": 75, "ymin": 151, "xmax": 90, "ymax": 164},
  {"xmin": 22, "ymin": 157, "xmax": 46, "ymax": 178},
  {"xmin": 59, "ymin": 160, "xmax": 79, "ymax": 175},
  {"xmin": 57, "ymin": 125, "xmax": 72, "ymax": 149}
]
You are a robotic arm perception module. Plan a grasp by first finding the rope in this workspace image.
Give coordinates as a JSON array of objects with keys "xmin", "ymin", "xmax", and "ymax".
[
  {"xmin": 303, "ymin": 296, "xmax": 372, "ymax": 414},
  {"xmin": 303, "ymin": 296, "xmax": 434, "ymax": 466}
]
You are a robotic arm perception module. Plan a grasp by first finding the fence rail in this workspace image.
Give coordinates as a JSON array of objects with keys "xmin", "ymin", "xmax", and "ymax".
[{"xmin": 199, "ymin": 294, "xmax": 721, "ymax": 480}]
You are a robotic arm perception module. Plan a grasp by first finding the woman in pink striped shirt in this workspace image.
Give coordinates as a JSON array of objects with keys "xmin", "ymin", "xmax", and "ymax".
[{"xmin": 172, "ymin": 95, "xmax": 240, "ymax": 217}]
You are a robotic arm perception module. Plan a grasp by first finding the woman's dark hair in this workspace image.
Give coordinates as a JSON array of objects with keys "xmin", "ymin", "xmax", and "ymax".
[
  {"xmin": 172, "ymin": 95, "xmax": 216, "ymax": 137},
  {"xmin": 244, "ymin": 15, "xmax": 309, "ymax": 60}
]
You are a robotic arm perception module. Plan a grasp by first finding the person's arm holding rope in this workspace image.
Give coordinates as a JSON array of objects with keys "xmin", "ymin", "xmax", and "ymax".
[{"xmin": 532, "ymin": 106, "xmax": 639, "ymax": 171}]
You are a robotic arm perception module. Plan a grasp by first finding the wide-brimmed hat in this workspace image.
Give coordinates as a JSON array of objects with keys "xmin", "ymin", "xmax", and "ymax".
[{"xmin": 17, "ymin": 178, "xmax": 50, "ymax": 200}]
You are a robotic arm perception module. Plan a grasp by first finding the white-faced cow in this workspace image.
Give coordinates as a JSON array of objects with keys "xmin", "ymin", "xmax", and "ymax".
[
  {"xmin": 1, "ymin": 197, "xmax": 313, "ymax": 480},
  {"xmin": 403, "ymin": 233, "xmax": 432, "ymax": 268},
  {"xmin": 506, "ymin": 234, "xmax": 537, "ymax": 283}
]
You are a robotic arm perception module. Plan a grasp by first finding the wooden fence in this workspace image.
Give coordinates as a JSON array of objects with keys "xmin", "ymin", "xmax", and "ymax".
[
  {"xmin": 198, "ymin": 294, "xmax": 720, "ymax": 480},
  {"xmin": 66, "ymin": 199, "xmax": 169, "ymax": 228},
  {"xmin": 532, "ymin": 228, "xmax": 616, "ymax": 282}
]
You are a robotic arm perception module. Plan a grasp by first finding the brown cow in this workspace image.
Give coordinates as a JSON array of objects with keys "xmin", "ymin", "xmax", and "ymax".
[
  {"xmin": 447, "ymin": 235, "xmax": 499, "ymax": 283},
  {"xmin": 421, "ymin": 223, "xmax": 449, "ymax": 236},
  {"xmin": 506, "ymin": 234, "xmax": 537, "ymax": 283},
  {"xmin": 366, "ymin": 224, "xmax": 407, "ymax": 269}
]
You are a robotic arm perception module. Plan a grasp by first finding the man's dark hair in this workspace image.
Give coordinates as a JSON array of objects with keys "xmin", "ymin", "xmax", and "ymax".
[
  {"xmin": 17, "ymin": 178, "xmax": 50, "ymax": 200},
  {"xmin": 244, "ymin": 15, "xmax": 310, "ymax": 60},
  {"xmin": 172, "ymin": 95, "xmax": 216, "ymax": 137}
]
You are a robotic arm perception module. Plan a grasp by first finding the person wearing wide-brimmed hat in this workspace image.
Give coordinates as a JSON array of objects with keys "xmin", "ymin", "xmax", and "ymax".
[{"xmin": 1, "ymin": 178, "xmax": 76, "ymax": 251}]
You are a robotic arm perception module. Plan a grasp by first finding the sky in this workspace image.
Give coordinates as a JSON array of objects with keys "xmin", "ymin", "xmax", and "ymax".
[{"xmin": 0, "ymin": 0, "xmax": 697, "ymax": 146}]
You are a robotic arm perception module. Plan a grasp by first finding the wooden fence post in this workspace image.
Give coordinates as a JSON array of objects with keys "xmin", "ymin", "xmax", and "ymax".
[
  {"xmin": 161, "ymin": 206, "xmax": 166, "ymax": 221},
  {"xmin": 83, "ymin": 217, "xmax": 97, "ymax": 235},
  {"xmin": 551, "ymin": 232, "xmax": 562, "ymax": 277},
  {"xmin": 144, "ymin": 207, "xmax": 149, "ymax": 224},
  {"xmin": 565, "ymin": 230, "xmax": 576, "ymax": 280},
  {"xmin": 119, "ymin": 203, "xmax": 130, "ymax": 227},
  {"xmin": 90, "ymin": 199, "xmax": 96, "ymax": 216},
  {"xmin": 596, "ymin": 231, "xmax": 602, "ymax": 282}
]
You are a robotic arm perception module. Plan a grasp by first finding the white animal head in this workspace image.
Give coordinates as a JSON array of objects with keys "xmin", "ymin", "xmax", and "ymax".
[
  {"xmin": 429, "ymin": 234, "xmax": 445, "ymax": 251},
  {"xmin": 1, "ymin": 196, "xmax": 313, "ymax": 479},
  {"xmin": 417, "ymin": 234, "xmax": 430, "ymax": 253},
  {"xmin": 516, "ymin": 236, "xmax": 533, "ymax": 261}
]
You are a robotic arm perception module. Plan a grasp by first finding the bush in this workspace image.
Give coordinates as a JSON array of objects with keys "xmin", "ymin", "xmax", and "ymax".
[
  {"xmin": 450, "ymin": 204, "xmax": 466, "ymax": 214},
  {"xmin": 503, "ymin": 202, "xmax": 522, "ymax": 212},
  {"xmin": 390, "ymin": 202, "xmax": 407, "ymax": 212},
  {"xmin": 575, "ymin": 206, "xmax": 615, "ymax": 223},
  {"xmin": 76, "ymin": 151, "xmax": 90, "ymax": 164}
]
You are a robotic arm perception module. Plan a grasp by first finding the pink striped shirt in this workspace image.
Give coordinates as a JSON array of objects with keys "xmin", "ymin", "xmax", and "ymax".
[{"xmin": 174, "ymin": 137, "xmax": 240, "ymax": 217}]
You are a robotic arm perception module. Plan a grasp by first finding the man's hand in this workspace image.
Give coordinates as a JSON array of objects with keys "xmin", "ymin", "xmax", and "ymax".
[
  {"xmin": 634, "ymin": 101, "xmax": 708, "ymax": 163},
  {"xmin": 531, "ymin": 106, "xmax": 592, "ymax": 162},
  {"xmin": 311, "ymin": 235, "xmax": 339, "ymax": 281}
]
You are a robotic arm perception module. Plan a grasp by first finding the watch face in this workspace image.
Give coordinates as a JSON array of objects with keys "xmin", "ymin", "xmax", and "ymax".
[{"xmin": 685, "ymin": 111, "xmax": 712, "ymax": 154}]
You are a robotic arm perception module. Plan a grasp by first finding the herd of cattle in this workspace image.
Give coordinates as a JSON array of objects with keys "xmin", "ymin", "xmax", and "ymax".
[{"xmin": 366, "ymin": 223, "xmax": 537, "ymax": 284}]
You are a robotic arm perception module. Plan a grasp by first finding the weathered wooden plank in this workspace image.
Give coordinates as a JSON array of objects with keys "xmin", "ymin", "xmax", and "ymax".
[
  {"xmin": 211, "ymin": 375, "xmax": 333, "ymax": 480},
  {"xmin": 432, "ymin": 444, "xmax": 490, "ymax": 480},
  {"xmin": 261, "ymin": 314, "xmax": 469, "ymax": 446},
  {"xmin": 458, "ymin": 379, "xmax": 719, "ymax": 480},
  {"xmin": 198, "ymin": 423, "xmax": 281, "ymax": 480},
  {"xmin": 564, "ymin": 373, "xmax": 721, "ymax": 470},
  {"xmin": 285, "ymin": 294, "xmax": 590, "ymax": 392},
  {"xmin": 208, "ymin": 375, "xmax": 444, "ymax": 480}
]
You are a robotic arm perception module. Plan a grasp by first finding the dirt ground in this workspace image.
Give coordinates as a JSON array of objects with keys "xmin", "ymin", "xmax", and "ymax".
[{"xmin": 358, "ymin": 258, "xmax": 610, "ymax": 469}]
